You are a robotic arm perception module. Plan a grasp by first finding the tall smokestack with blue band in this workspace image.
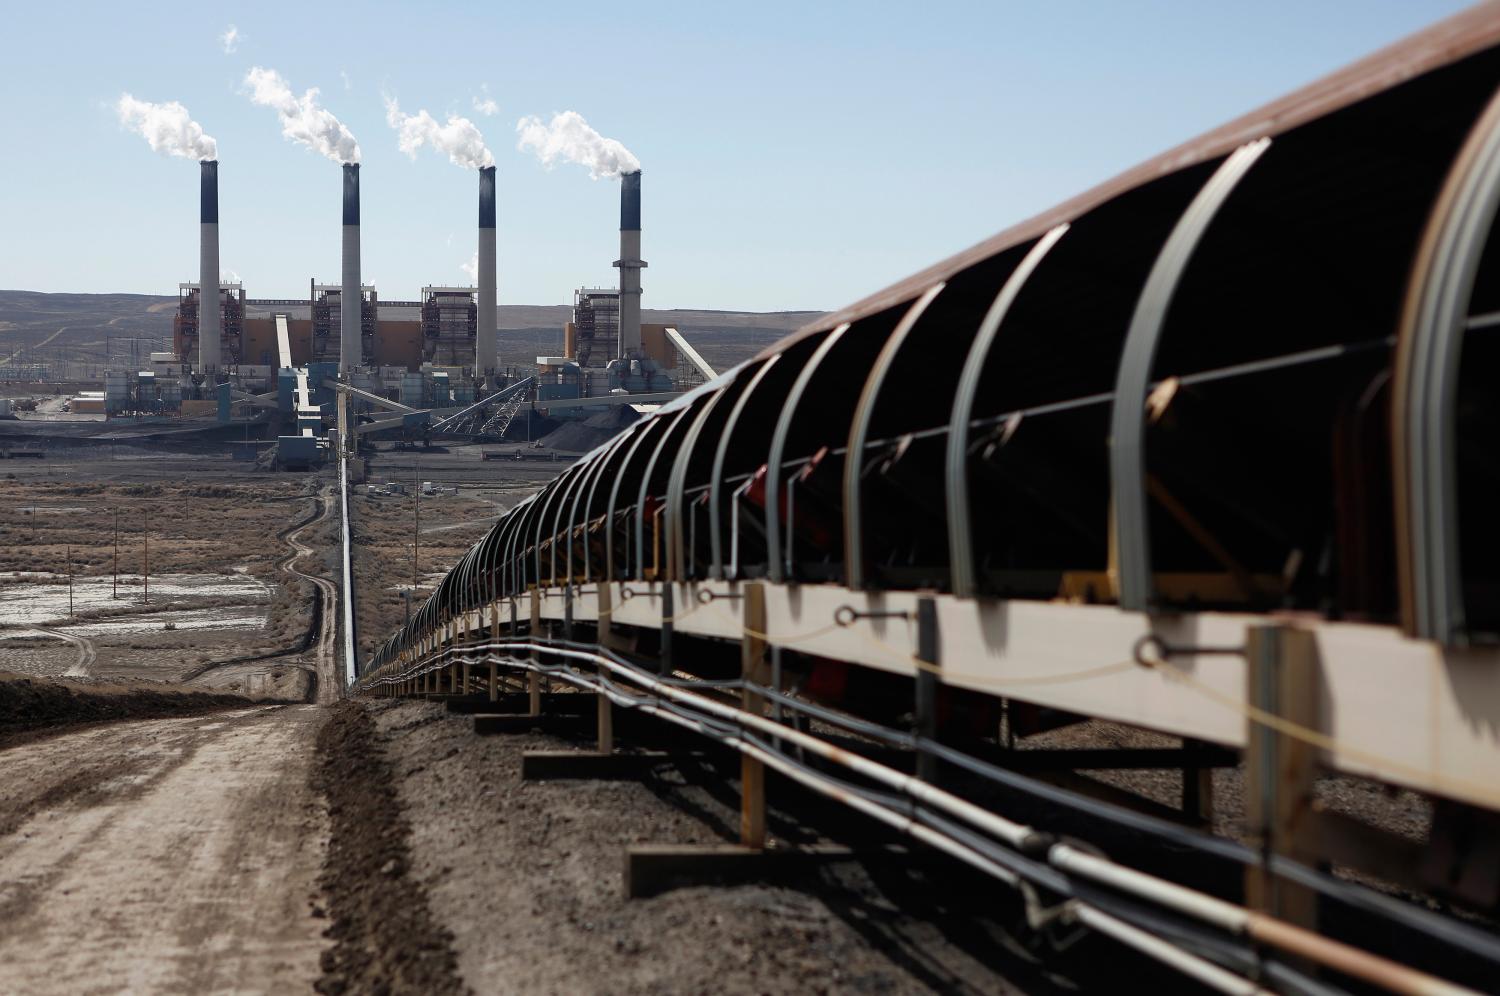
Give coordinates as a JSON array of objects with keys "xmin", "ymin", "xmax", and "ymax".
[
  {"xmin": 199, "ymin": 160, "xmax": 221, "ymax": 374},
  {"xmin": 340, "ymin": 163, "xmax": 361, "ymax": 374},
  {"xmin": 614, "ymin": 170, "xmax": 644, "ymax": 358},
  {"xmin": 477, "ymin": 165, "xmax": 497, "ymax": 383}
]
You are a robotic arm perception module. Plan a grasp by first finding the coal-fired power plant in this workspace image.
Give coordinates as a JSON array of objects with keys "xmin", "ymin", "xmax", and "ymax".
[
  {"xmin": 199, "ymin": 160, "xmax": 221, "ymax": 374},
  {"xmin": 340, "ymin": 163, "xmax": 361, "ymax": 374},
  {"xmin": 615, "ymin": 170, "xmax": 644, "ymax": 358},
  {"xmin": 476, "ymin": 166, "xmax": 497, "ymax": 384}
]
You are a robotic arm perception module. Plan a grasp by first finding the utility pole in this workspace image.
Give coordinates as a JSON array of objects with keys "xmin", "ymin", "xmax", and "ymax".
[
  {"xmin": 67, "ymin": 545, "xmax": 74, "ymax": 619},
  {"xmin": 143, "ymin": 520, "xmax": 150, "ymax": 605},
  {"xmin": 112, "ymin": 507, "xmax": 119, "ymax": 599}
]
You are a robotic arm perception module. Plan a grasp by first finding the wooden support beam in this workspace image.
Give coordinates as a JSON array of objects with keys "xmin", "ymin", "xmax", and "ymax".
[
  {"xmin": 519, "ymin": 749, "xmax": 694, "ymax": 780},
  {"xmin": 741, "ymin": 583, "xmax": 768, "ymax": 849},
  {"xmin": 999, "ymin": 746, "xmax": 1238, "ymax": 772},
  {"xmin": 458, "ymin": 692, "xmax": 596, "ymax": 715},
  {"xmin": 624, "ymin": 844, "xmax": 893, "ymax": 899},
  {"xmin": 1245, "ymin": 624, "xmax": 1321, "ymax": 929},
  {"xmin": 489, "ymin": 607, "xmax": 500, "ymax": 702},
  {"xmin": 1182, "ymin": 738, "xmax": 1216, "ymax": 826},
  {"xmin": 915, "ymin": 596, "xmax": 940, "ymax": 783},
  {"xmin": 474, "ymin": 713, "xmax": 588, "ymax": 736},
  {"xmin": 529, "ymin": 589, "xmax": 542, "ymax": 715},
  {"xmin": 597, "ymin": 688, "xmax": 614, "ymax": 754}
]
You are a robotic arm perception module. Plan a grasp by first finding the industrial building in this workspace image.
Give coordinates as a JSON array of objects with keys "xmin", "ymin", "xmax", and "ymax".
[
  {"xmin": 141, "ymin": 147, "xmax": 715, "ymax": 468},
  {"xmin": 174, "ymin": 291, "xmax": 425, "ymax": 372},
  {"xmin": 419, "ymin": 287, "xmax": 478, "ymax": 367},
  {"xmin": 173, "ymin": 281, "xmax": 245, "ymax": 368}
]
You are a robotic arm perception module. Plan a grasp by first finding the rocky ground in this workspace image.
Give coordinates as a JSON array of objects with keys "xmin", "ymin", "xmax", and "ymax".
[{"xmin": 356, "ymin": 697, "xmax": 1081, "ymax": 996}]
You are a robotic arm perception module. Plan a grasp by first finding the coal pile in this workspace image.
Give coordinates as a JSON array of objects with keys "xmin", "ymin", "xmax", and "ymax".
[{"xmin": 536, "ymin": 405, "xmax": 641, "ymax": 453}]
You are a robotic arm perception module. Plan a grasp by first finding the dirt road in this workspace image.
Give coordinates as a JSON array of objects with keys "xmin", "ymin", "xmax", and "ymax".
[
  {"xmin": 0, "ymin": 705, "xmax": 328, "ymax": 994},
  {"xmin": 36, "ymin": 626, "xmax": 96, "ymax": 678},
  {"xmin": 182, "ymin": 488, "xmax": 339, "ymax": 704},
  {"xmin": 284, "ymin": 488, "xmax": 340, "ymax": 704}
]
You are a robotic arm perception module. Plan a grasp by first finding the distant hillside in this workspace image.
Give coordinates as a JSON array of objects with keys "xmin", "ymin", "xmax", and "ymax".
[{"xmin": 0, "ymin": 290, "xmax": 824, "ymax": 377}]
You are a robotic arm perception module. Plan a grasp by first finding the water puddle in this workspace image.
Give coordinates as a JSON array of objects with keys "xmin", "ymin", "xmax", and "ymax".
[{"xmin": 0, "ymin": 573, "xmax": 270, "ymax": 628}]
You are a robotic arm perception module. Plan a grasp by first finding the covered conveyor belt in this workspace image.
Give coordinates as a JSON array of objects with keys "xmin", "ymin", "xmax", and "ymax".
[
  {"xmin": 664, "ymin": 327, "xmax": 717, "ymax": 381},
  {"xmin": 325, "ymin": 379, "xmax": 417, "ymax": 415},
  {"xmin": 353, "ymin": 9, "xmax": 1500, "ymax": 994}
]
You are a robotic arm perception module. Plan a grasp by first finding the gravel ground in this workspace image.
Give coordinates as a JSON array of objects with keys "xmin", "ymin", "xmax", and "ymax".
[
  {"xmin": 365, "ymin": 699, "xmax": 1092, "ymax": 995},
  {"xmin": 1021, "ymin": 718, "xmax": 1436, "ymax": 850}
]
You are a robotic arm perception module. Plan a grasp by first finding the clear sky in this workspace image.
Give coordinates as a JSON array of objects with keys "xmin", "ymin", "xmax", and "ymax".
[{"xmin": 0, "ymin": 0, "xmax": 1476, "ymax": 312}]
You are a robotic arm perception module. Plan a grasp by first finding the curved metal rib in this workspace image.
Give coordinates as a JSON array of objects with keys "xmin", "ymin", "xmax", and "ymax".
[
  {"xmin": 944, "ymin": 226, "xmax": 1070, "ymax": 598},
  {"xmin": 633, "ymin": 408, "xmax": 694, "ymax": 578},
  {"xmin": 1108, "ymin": 139, "xmax": 1271, "ymax": 611},
  {"xmin": 765, "ymin": 323, "xmax": 851, "ymax": 583},
  {"xmin": 605, "ymin": 418, "xmax": 668, "ymax": 580},
  {"xmin": 707, "ymin": 355, "xmax": 782, "ymax": 578},
  {"xmin": 1395, "ymin": 86, "xmax": 1500, "ymax": 644},
  {"xmin": 665, "ymin": 380, "xmax": 745, "ymax": 580},
  {"xmin": 841, "ymin": 289, "xmax": 944, "ymax": 589}
]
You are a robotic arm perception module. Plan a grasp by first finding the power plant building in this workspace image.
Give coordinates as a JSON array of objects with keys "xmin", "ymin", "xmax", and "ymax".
[
  {"xmin": 420, "ymin": 287, "xmax": 478, "ymax": 367},
  {"xmin": 175, "ymin": 292, "xmax": 425, "ymax": 371},
  {"xmin": 174, "ymin": 281, "xmax": 245, "ymax": 369}
]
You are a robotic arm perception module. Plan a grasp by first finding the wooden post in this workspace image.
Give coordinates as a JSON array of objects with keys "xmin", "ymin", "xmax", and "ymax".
[
  {"xmin": 490, "ymin": 602, "xmax": 501, "ymax": 701},
  {"xmin": 598, "ymin": 583, "xmax": 614, "ymax": 647},
  {"xmin": 1182, "ymin": 738, "xmax": 1215, "ymax": 825},
  {"xmin": 741, "ymin": 583, "xmax": 768, "ymax": 849},
  {"xmin": 1244, "ymin": 625, "xmax": 1321, "ymax": 929},
  {"xmin": 529, "ymin": 589, "xmax": 542, "ymax": 716},
  {"xmin": 915, "ymin": 597, "xmax": 939, "ymax": 783}
]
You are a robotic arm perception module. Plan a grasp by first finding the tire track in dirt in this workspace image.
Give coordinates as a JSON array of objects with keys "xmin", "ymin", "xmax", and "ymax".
[
  {"xmin": 0, "ymin": 705, "xmax": 328, "ymax": 994},
  {"xmin": 32, "ymin": 627, "xmax": 96, "ymax": 678},
  {"xmin": 181, "ymin": 487, "xmax": 339, "ymax": 703}
]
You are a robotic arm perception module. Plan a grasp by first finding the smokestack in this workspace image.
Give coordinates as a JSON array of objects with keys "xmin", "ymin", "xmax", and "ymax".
[
  {"xmin": 198, "ymin": 160, "xmax": 221, "ymax": 374},
  {"xmin": 340, "ymin": 163, "xmax": 361, "ymax": 374},
  {"xmin": 615, "ymin": 170, "xmax": 645, "ymax": 358},
  {"xmin": 476, "ymin": 166, "xmax": 497, "ymax": 383}
]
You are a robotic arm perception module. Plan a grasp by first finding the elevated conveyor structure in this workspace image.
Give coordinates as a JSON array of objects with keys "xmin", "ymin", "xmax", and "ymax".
[
  {"xmin": 353, "ymin": 9, "xmax": 1500, "ymax": 993},
  {"xmin": 664, "ymin": 327, "xmax": 717, "ymax": 381}
]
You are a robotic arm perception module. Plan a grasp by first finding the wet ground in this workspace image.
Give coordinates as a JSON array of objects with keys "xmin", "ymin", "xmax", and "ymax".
[{"xmin": 0, "ymin": 464, "xmax": 325, "ymax": 689}]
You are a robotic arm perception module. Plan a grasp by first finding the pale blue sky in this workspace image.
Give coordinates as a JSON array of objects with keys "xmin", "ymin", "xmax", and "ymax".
[{"xmin": 0, "ymin": 0, "xmax": 1475, "ymax": 311}]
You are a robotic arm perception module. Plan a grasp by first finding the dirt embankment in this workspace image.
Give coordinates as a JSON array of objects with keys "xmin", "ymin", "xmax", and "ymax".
[
  {"xmin": 0, "ymin": 672, "xmax": 273, "ymax": 748},
  {"xmin": 313, "ymin": 701, "xmax": 466, "ymax": 996},
  {"xmin": 367, "ymin": 699, "xmax": 1060, "ymax": 995}
]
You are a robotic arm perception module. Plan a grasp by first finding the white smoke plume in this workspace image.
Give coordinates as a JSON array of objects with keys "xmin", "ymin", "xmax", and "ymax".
[
  {"xmin": 515, "ymin": 111, "xmax": 639, "ymax": 180},
  {"xmin": 460, "ymin": 251, "xmax": 478, "ymax": 282},
  {"xmin": 244, "ymin": 67, "xmax": 360, "ymax": 164},
  {"xmin": 384, "ymin": 97, "xmax": 493, "ymax": 169},
  {"xmin": 472, "ymin": 86, "xmax": 498, "ymax": 116},
  {"xmin": 220, "ymin": 24, "xmax": 239, "ymax": 54},
  {"xmin": 116, "ymin": 94, "xmax": 218, "ymax": 160}
]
